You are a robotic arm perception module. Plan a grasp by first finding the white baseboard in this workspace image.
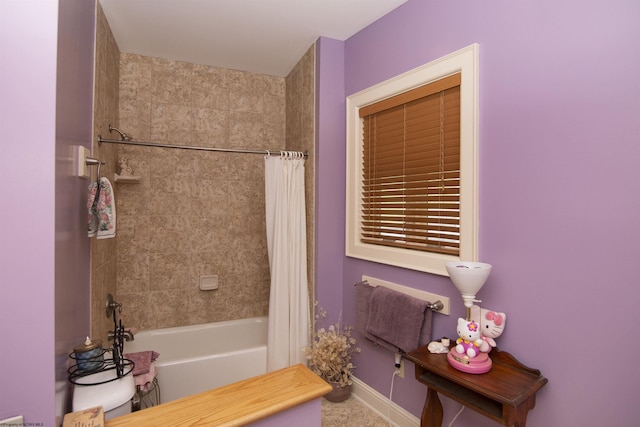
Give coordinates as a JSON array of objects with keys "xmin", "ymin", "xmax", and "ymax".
[{"xmin": 351, "ymin": 376, "xmax": 420, "ymax": 427}]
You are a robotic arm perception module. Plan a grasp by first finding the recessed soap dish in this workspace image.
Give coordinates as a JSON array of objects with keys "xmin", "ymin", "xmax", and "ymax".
[{"xmin": 199, "ymin": 275, "xmax": 218, "ymax": 291}]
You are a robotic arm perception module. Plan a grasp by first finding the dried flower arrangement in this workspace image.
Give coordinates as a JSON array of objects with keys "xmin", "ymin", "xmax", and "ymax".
[{"xmin": 303, "ymin": 305, "xmax": 361, "ymax": 387}]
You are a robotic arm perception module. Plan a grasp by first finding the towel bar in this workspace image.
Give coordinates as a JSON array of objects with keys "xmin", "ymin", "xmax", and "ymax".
[
  {"xmin": 85, "ymin": 157, "xmax": 106, "ymax": 182},
  {"xmin": 428, "ymin": 300, "xmax": 444, "ymax": 312},
  {"xmin": 354, "ymin": 279, "xmax": 446, "ymax": 313}
]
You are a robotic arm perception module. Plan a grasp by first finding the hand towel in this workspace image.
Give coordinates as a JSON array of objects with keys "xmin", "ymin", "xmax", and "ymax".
[
  {"xmin": 96, "ymin": 177, "xmax": 116, "ymax": 239},
  {"xmin": 133, "ymin": 363, "xmax": 157, "ymax": 392},
  {"xmin": 356, "ymin": 281, "xmax": 398, "ymax": 352},
  {"xmin": 124, "ymin": 350, "xmax": 160, "ymax": 376},
  {"xmin": 355, "ymin": 281, "xmax": 375, "ymax": 337},
  {"xmin": 419, "ymin": 303, "xmax": 434, "ymax": 347},
  {"xmin": 87, "ymin": 181, "xmax": 99, "ymax": 237},
  {"xmin": 365, "ymin": 286, "xmax": 429, "ymax": 353}
]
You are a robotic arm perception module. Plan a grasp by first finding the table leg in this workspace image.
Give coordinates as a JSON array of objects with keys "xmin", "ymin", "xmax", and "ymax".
[{"xmin": 421, "ymin": 387, "xmax": 443, "ymax": 427}]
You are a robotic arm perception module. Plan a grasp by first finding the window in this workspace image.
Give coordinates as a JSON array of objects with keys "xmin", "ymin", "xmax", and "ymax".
[
  {"xmin": 360, "ymin": 73, "xmax": 461, "ymax": 256},
  {"xmin": 346, "ymin": 44, "xmax": 479, "ymax": 276}
]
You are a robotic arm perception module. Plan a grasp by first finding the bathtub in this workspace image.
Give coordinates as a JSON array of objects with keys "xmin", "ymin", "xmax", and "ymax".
[{"xmin": 123, "ymin": 316, "xmax": 267, "ymax": 403}]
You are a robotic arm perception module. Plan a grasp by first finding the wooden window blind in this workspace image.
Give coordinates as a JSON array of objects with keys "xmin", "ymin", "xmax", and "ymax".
[{"xmin": 359, "ymin": 73, "xmax": 461, "ymax": 256}]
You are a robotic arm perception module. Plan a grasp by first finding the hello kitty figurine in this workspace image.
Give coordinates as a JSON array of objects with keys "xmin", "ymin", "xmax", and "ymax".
[
  {"xmin": 470, "ymin": 305, "xmax": 506, "ymax": 353},
  {"xmin": 455, "ymin": 318, "xmax": 483, "ymax": 358}
]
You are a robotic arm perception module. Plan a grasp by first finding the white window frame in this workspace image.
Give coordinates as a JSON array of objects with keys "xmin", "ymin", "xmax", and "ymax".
[{"xmin": 345, "ymin": 43, "xmax": 479, "ymax": 276}]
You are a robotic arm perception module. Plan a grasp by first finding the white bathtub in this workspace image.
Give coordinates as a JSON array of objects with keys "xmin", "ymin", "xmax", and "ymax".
[{"xmin": 123, "ymin": 316, "xmax": 268, "ymax": 403}]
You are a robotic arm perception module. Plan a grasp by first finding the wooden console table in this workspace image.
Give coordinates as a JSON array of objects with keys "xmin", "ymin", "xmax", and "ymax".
[{"xmin": 405, "ymin": 346, "xmax": 547, "ymax": 427}]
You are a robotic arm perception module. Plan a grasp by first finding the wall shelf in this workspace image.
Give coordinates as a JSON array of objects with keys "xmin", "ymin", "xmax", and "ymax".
[{"xmin": 114, "ymin": 174, "xmax": 140, "ymax": 183}]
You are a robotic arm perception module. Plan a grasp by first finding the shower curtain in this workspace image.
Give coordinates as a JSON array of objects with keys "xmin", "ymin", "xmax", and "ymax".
[{"xmin": 264, "ymin": 153, "xmax": 309, "ymax": 371}]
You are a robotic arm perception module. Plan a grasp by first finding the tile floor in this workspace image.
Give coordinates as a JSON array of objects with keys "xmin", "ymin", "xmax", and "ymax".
[{"xmin": 321, "ymin": 395, "xmax": 392, "ymax": 427}]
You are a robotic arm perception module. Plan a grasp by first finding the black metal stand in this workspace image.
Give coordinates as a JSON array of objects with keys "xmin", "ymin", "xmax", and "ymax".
[{"xmin": 68, "ymin": 295, "xmax": 135, "ymax": 385}]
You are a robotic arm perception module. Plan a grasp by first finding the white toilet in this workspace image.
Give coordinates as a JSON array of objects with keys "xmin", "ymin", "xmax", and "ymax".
[{"xmin": 72, "ymin": 368, "xmax": 135, "ymax": 419}]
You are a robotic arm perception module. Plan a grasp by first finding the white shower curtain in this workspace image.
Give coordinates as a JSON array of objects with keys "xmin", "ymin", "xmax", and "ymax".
[{"xmin": 264, "ymin": 153, "xmax": 309, "ymax": 371}]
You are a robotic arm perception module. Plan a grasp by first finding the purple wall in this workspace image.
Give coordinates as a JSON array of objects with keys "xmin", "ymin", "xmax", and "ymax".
[
  {"xmin": 317, "ymin": 0, "xmax": 640, "ymax": 425},
  {"xmin": 0, "ymin": 2, "xmax": 59, "ymax": 424},
  {"xmin": 314, "ymin": 37, "xmax": 346, "ymax": 324},
  {"xmin": 249, "ymin": 399, "xmax": 321, "ymax": 427},
  {"xmin": 54, "ymin": 0, "xmax": 96, "ymax": 421},
  {"xmin": 0, "ymin": 0, "xmax": 95, "ymax": 425}
]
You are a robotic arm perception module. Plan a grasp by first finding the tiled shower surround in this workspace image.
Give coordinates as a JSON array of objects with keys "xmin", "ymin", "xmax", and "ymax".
[
  {"xmin": 91, "ymin": 6, "xmax": 315, "ymax": 338},
  {"xmin": 115, "ymin": 52, "xmax": 314, "ymax": 331},
  {"xmin": 91, "ymin": 3, "xmax": 120, "ymax": 342}
]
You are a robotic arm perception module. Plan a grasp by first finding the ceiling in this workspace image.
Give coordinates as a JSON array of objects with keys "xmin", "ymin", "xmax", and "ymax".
[{"xmin": 99, "ymin": 0, "xmax": 407, "ymax": 77}]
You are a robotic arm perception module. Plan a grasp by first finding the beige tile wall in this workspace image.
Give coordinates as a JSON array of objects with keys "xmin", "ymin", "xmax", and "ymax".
[
  {"xmin": 113, "ymin": 48, "xmax": 315, "ymax": 331},
  {"xmin": 285, "ymin": 46, "xmax": 316, "ymax": 303},
  {"xmin": 90, "ymin": 3, "xmax": 120, "ymax": 343}
]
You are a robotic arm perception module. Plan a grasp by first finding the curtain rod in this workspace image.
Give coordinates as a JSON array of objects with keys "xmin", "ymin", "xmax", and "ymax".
[{"xmin": 97, "ymin": 135, "xmax": 309, "ymax": 159}]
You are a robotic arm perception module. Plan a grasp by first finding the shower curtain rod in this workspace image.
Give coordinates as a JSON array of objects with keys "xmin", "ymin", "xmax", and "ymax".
[{"xmin": 97, "ymin": 135, "xmax": 309, "ymax": 159}]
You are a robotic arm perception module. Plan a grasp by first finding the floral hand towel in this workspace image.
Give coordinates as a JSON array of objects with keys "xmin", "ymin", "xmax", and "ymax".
[
  {"xmin": 87, "ymin": 180, "xmax": 99, "ymax": 237},
  {"xmin": 87, "ymin": 177, "xmax": 116, "ymax": 239}
]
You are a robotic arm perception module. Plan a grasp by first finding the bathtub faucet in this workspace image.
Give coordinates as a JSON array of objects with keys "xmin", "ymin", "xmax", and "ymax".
[
  {"xmin": 105, "ymin": 294, "xmax": 135, "ymax": 378},
  {"xmin": 123, "ymin": 330, "xmax": 134, "ymax": 341},
  {"xmin": 105, "ymin": 294, "xmax": 134, "ymax": 343},
  {"xmin": 108, "ymin": 329, "xmax": 134, "ymax": 342}
]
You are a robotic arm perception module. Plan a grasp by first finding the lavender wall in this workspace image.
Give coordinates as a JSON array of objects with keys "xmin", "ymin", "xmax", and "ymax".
[
  {"xmin": 314, "ymin": 38, "xmax": 346, "ymax": 324},
  {"xmin": 54, "ymin": 0, "xmax": 96, "ymax": 421},
  {"xmin": 0, "ymin": 2, "xmax": 59, "ymax": 424},
  {"xmin": 251, "ymin": 400, "xmax": 321, "ymax": 427},
  {"xmin": 0, "ymin": 0, "xmax": 95, "ymax": 425},
  {"xmin": 317, "ymin": 0, "xmax": 640, "ymax": 425}
]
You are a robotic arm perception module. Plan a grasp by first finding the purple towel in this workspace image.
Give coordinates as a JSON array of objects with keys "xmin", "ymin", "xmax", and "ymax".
[
  {"xmin": 364, "ymin": 286, "xmax": 430, "ymax": 353},
  {"xmin": 356, "ymin": 282, "xmax": 398, "ymax": 352},
  {"xmin": 419, "ymin": 305, "xmax": 434, "ymax": 347},
  {"xmin": 355, "ymin": 281, "xmax": 375, "ymax": 337}
]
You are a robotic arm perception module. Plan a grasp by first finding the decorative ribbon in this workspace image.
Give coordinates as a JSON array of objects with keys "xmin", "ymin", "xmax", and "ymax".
[{"xmin": 485, "ymin": 311, "xmax": 504, "ymax": 325}]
